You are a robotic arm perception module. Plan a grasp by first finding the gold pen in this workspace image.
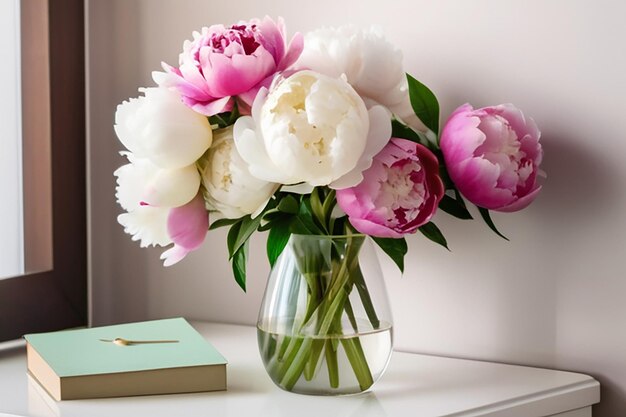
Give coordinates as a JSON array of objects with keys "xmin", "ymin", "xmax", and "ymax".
[{"xmin": 99, "ymin": 338, "xmax": 179, "ymax": 346}]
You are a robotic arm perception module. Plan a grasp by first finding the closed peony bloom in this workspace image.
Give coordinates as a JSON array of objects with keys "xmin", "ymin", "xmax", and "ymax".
[
  {"xmin": 154, "ymin": 16, "xmax": 303, "ymax": 116},
  {"xmin": 337, "ymin": 138, "xmax": 444, "ymax": 238},
  {"xmin": 296, "ymin": 25, "xmax": 427, "ymax": 132},
  {"xmin": 115, "ymin": 153, "xmax": 200, "ymax": 209},
  {"xmin": 198, "ymin": 126, "xmax": 277, "ymax": 219},
  {"xmin": 115, "ymin": 156, "xmax": 174, "ymax": 249},
  {"xmin": 233, "ymin": 70, "xmax": 391, "ymax": 189},
  {"xmin": 440, "ymin": 104, "xmax": 543, "ymax": 212},
  {"xmin": 115, "ymin": 87, "xmax": 212, "ymax": 170},
  {"xmin": 115, "ymin": 153, "xmax": 208, "ymax": 266}
]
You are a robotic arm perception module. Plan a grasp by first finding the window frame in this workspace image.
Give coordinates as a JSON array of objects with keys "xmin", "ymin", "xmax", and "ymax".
[{"xmin": 0, "ymin": 0, "xmax": 87, "ymax": 342}]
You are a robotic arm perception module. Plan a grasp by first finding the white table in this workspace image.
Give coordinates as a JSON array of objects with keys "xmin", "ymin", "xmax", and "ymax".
[{"xmin": 0, "ymin": 322, "xmax": 599, "ymax": 417}]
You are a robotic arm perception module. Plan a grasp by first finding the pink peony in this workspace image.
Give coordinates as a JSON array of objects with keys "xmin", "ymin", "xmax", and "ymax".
[
  {"xmin": 154, "ymin": 16, "xmax": 303, "ymax": 116},
  {"xmin": 440, "ymin": 103, "xmax": 543, "ymax": 212},
  {"xmin": 337, "ymin": 138, "xmax": 444, "ymax": 238},
  {"xmin": 160, "ymin": 192, "xmax": 209, "ymax": 266}
]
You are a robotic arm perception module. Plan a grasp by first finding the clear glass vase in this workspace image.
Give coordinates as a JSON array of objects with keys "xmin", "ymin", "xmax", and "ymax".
[{"xmin": 257, "ymin": 234, "xmax": 393, "ymax": 395}]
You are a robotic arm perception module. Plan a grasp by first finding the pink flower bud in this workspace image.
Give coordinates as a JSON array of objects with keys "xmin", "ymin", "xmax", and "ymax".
[{"xmin": 440, "ymin": 103, "xmax": 544, "ymax": 212}]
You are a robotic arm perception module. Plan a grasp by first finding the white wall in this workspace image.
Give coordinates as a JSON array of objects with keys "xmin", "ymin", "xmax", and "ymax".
[{"xmin": 88, "ymin": 1, "xmax": 626, "ymax": 415}]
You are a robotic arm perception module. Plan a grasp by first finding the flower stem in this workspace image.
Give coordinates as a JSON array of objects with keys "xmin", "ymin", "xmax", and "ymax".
[
  {"xmin": 325, "ymin": 339, "xmax": 339, "ymax": 388},
  {"xmin": 269, "ymin": 233, "xmax": 378, "ymax": 392},
  {"xmin": 279, "ymin": 287, "xmax": 348, "ymax": 390},
  {"xmin": 304, "ymin": 339, "xmax": 325, "ymax": 380},
  {"xmin": 341, "ymin": 336, "xmax": 374, "ymax": 391}
]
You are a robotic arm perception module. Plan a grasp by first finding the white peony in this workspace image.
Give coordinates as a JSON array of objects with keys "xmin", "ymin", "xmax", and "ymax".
[
  {"xmin": 115, "ymin": 152, "xmax": 200, "ymax": 209},
  {"xmin": 296, "ymin": 25, "xmax": 427, "ymax": 132},
  {"xmin": 198, "ymin": 126, "xmax": 277, "ymax": 219},
  {"xmin": 115, "ymin": 152, "xmax": 209, "ymax": 266},
  {"xmin": 114, "ymin": 87, "xmax": 213, "ymax": 169},
  {"xmin": 233, "ymin": 70, "xmax": 391, "ymax": 189},
  {"xmin": 115, "ymin": 156, "xmax": 172, "ymax": 247}
]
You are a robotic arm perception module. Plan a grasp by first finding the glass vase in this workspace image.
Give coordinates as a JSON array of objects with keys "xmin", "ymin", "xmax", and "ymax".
[{"xmin": 257, "ymin": 234, "xmax": 393, "ymax": 395}]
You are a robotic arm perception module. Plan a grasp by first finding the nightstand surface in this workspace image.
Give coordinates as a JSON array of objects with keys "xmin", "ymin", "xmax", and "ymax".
[{"xmin": 0, "ymin": 322, "xmax": 599, "ymax": 417}]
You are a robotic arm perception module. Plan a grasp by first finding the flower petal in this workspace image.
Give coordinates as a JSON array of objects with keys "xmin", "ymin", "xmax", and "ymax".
[
  {"xmin": 118, "ymin": 206, "xmax": 171, "ymax": 248},
  {"xmin": 256, "ymin": 16, "xmax": 286, "ymax": 64},
  {"xmin": 160, "ymin": 245, "xmax": 189, "ymax": 267},
  {"xmin": 204, "ymin": 51, "xmax": 275, "ymax": 97},
  {"xmin": 142, "ymin": 164, "xmax": 200, "ymax": 208},
  {"xmin": 166, "ymin": 192, "xmax": 208, "ymax": 252},
  {"xmin": 233, "ymin": 115, "xmax": 296, "ymax": 184},
  {"xmin": 189, "ymin": 95, "xmax": 234, "ymax": 116},
  {"xmin": 349, "ymin": 217, "xmax": 404, "ymax": 238},
  {"xmin": 277, "ymin": 31, "xmax": 304, "ymax": 71},
  {"xmin": 497, "ymin": 185, "xmax": 542, "ymax": 212},
  {"xmin": 330, "ymin": 105, "xmax": 391, "ymax": 189},
  {"xmin": 199, "ymin": 126, "xmax": 278, "ymax": 219}
]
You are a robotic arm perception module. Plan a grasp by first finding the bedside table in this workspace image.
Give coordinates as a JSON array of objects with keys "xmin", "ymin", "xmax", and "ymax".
[{"xmin": 0, "ymin": 322, "xmax": 599, "ymax": 417}]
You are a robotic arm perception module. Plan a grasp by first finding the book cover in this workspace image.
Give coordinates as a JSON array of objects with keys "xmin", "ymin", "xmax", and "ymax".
[{"xmin": 24, "ymin": 317, "xmax": 227, "ymax": 400}]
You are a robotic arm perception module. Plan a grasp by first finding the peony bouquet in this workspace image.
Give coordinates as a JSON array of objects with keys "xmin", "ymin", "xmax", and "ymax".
[{"xmin": 114, "ymin": 17, "xmax": 544, "ymax": 394}]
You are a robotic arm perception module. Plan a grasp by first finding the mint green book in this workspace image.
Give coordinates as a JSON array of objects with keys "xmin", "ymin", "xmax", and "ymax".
[{"xmin": 25, "ymin": 318, "xmax": 227, "ymax": 400}]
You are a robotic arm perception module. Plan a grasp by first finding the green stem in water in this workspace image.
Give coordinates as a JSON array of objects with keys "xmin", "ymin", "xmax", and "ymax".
[
  {"xmin": 325, "ymin": 339, "xmax": 339, "ymax": 388},
  {"xmin": 272, "ymin": 233, "xmax": 378, "ymax": 392},
  {"xmin": 279, "ymin": 287, "xmax": 348, "ymax": 390},
  {"xmin": 304, "ymin": 339, "xmax": 325, "ymax": 381},
  {"xmin": 343, "ymin": 297, "xmax": 359, "ymax": 333},
  {"xmin": 352, "ymin": 264, "xmax": 380, "ymax": 329},
  {"xmin": 341, "ymin": 337, "xmax": 374, "ymax": 391}
]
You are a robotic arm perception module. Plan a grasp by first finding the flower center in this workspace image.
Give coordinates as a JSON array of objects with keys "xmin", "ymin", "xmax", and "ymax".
[
  {"xmin": 376, "ymin": 159, "xmax": 426, "ymax": 226},
  {"xmin": 204, "ymin": 138, "xmax": 234, "ymax": 192},
  {"xmin": 475, "ymin": 115, "xmax": 531, "ymax": 194},
  {"xmin": 209, "ymin": 24, "xmax": 260, "ymax": 57},
  {"xmin": 270, "ymin": 75, "xmax": 335, "ymax": 160}
]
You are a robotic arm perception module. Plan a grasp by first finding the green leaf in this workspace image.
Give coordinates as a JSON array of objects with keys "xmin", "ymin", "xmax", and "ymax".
[
  {"xmin": 478, "ymin": 207, "xmax": 509, "ymax": 241},
  {"xmin": 391, "ymin": 119, "xmax": 431, "ymax": 148},
  {"xmin": 259, "ymin": 210, "xmax": 293, "ymax": 232},
  {"xmin": 290, "ymin": 217, "xmax": 313, "ymax": 235},
  {"xmin": 309, "ymin": 188, "xmax": 327, "ymax": 232},
  {"xmin": 209, "ymin": 217, "xmax": 241, "ymax": 230},
  {"xmin": 454, "ymin": 188, "xmax": 468, "ymax": 209},
  {"xmin": 227, "ymin": 103, "xmax": 240, "ymax": 124},
  {"xmin": 229, "ymin": 214, "xmax": 263, "ymax": 259},
  {"xmin": 321, "ymin": 189, "xmax": 337, "ymax": 231},
  {"xmin": 321, "ymin": 189, "xmax": 336, "ymax": 219},
  {"xmin": 291, "ymin": 197, "xmax": 323, "ymax": 235},
  {"xmin": 438, "ymin": 163, "xmax": 455, "ymax": 190},
  {"xmin": 208, "ymin": 113, "xmax": 228, "ymax": 128},
  {"xmin": 419, "ymin": 222, "xmax": 450, "ymax": 250},
  {"xmin": 267, "ymin": 219, "xmax": 292, "ymax": 267},
  {"xmin": 208, "ymin": 104, "xmax": 240, "ymax": 128},
  {"xmin": 438, "ymin": 194, "xmax": 473, "ymax": 220},
  {"xmin": 372, "ymin": 237, "xmax": 408, "ymax": 273},
  {"xmin": 332, "ymin": 216, "xmax": 347, "ymax": 235},
  {"xmin": 277, "ymin": 194, "xmax": 299, "ymax": 214},
  {"xmin": 231, "ymin": 241, "xmax": 249, "ymax": 292},
  {"xmin": 226, "ymin": 220, "xmax": 243, "ymax": 258},
  {"xmin": 406, "ymin": 73, "xmax": 440, "ymax": 135}
]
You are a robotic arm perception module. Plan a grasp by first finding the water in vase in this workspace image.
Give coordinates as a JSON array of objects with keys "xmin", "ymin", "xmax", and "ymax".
[{"xmin": 257, "ymin": 319, "xmax": 393, "ymax": 395}]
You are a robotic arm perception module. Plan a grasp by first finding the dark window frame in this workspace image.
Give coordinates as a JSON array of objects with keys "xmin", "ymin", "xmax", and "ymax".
[{"xmin": 0, "ymin": 0, "xmax": 87, "ymax": 342}]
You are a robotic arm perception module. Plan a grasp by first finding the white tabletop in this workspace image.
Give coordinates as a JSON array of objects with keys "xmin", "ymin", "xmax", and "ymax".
[{"xmin": 0, "ymin": 322, "xmax": 599, "ymax": 417}]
